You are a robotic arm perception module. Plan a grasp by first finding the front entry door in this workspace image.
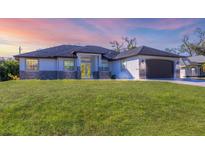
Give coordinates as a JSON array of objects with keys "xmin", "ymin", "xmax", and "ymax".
[{"xmin": 81, "ymin": 63, "xmax": 91, "ymax": 79}]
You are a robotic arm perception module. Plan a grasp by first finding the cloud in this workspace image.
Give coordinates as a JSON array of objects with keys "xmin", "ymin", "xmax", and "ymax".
[
  {"xmin": 0, "ymin": 19, "xmax": 197, "ymax": 47},
  {"xmin": 0, "ymin": 19, "xmax": 124, "ymax": 48},
  {"xmin": 0, "ymin": 18, "xmax": 203, "ymax": 57},
  {"xmin": 135, "ymin": 18, "xmax": 196, "ymax": 30},
  {"xmin": 81, "ymin": 18, "xmax": 197, "ymax": 32}
]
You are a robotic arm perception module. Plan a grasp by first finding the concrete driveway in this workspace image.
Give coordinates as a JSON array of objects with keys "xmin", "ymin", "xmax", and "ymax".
[{"xmin": 147, "ymin": 78, "xmax": 205, "ymax": 87}]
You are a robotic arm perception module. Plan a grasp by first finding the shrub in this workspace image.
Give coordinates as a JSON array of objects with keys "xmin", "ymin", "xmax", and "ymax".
[
  {"xmin": 111, "ymin": 74, "xmax": 116, "ymax": 79},
  {"xmin": 8, "ymin": 73, "xmax": 20, "ymax": 80},
  {"xmin": 0, "ymin": 60, "xmax": 19, "ymax": 81}
]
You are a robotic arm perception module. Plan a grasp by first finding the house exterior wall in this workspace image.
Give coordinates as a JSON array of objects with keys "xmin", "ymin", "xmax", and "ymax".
[
  {"xmin": 139, "ymin": 55, "xmax": 180, "ymax": 79},
  {"xmin": 98, "ymin": 59, "xmax": 111, "ymax": 79},
  {"xmin": 126, "ymin": 57, "xmax": 140, "ymax": 79},
  {"xmin": 111, "ymin": 56, "xmax": 140, "ymax": 79},
  {"xmin": 180, "ymin": 66, "xmax": 201, "ymax": 77},
  {"xmin": 39, "ymin": 59, "xmax": 57, "ymax": 71},
  {"xmin": 19, "ymin": 56, "xmax": 110, "ymax": 79},
  {"xmin": 56, "ymin": 58, "xmax": 77, "ymax": 79},
  {"xmin": 111, "ymin": 60, "xmax": 121, "ymax": 78},
  {"xmin": 139, "ymin": 58, "xmax": 146, "ymax": 79},
  {"xmin": 175, "ymin": 60, "xmax": 181, "ymax": 78},
  {"xmin": 19, "ymin": 58, "xmax": 26, "ymax": 71},
  {"xmin": 57, "ymin": 58, "xmax": 77, "ymax": 71},
  {"xmin": 201, "ymin": 68, "xmax": 205, "ymax": 76},
  {"xmin": 19, "ymin": 54, "xmax": 180, "ymax": 80},
  {"xmin": 111, "ymin": 55, "xmax": 180, "ymax": 79},
  {"xmin": 19, "ymin": 58, "xmax": 39, "ymax": 79},
  {"xmin": 19, "ymin": 58, "xmax": 78, "ymax": 79},
  {"xmin": 76, "ymin": 53, "xmax": 110, "ymax": 79}
]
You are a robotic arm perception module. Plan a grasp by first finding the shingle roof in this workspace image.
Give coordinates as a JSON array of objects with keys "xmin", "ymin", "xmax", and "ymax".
[
  {"xmin": 14, "ymin": 45, "xmax": 117, "ymax": 59},
  {"xmin": 14, "ymin": 45, "xmax": 181, "ymax": 60},
  {"xmin": 73, "ymin": 45, "xmax": 118, "ymax": 60},
  {"xmin": 187, "ymin": 55, "xmax": 205, "ymax": 63},
  {"xmin": 180, "ymin": 55, "xmax": 205, "ymax": 66},
  {"xmin": 113, "ymin": 46, "xmax": 181, "ymax": 59},
  {"xmin": 14, "ymin": 45, "xmax": 81, "ymax": 58}
]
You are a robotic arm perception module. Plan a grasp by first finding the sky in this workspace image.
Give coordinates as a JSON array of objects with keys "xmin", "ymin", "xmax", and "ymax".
[{"xmin": 0, "ymin": 18, "xmax": 205, "ymax": 57}]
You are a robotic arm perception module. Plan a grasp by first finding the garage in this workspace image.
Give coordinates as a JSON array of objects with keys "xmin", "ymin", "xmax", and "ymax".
[{"xmin": 146, "ymin": 59, "xmax": 174, "ymax": 78}]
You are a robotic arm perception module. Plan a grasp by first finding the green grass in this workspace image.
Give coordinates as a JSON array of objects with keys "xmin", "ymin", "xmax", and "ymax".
[{"xmin": 0, "ymin": 80, "xmax": 205, "ymax": 136}]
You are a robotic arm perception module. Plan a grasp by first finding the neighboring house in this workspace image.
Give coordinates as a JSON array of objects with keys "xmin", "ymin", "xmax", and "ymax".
[
  {"xmin": 180, "ymin": 55, "xmax": 205, "ymax": 78},
  {"xmin": 14, "ymin": 45, "xmax": 181, "ymax": 80},
  {"xmin": 0, "ymin": 57, "xmax": 14, "ymax": 62}
]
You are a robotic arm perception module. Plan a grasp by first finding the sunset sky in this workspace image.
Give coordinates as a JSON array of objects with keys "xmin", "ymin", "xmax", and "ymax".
[{"xmin": 0, "ymin": 18, "xmax": 205, "ymax": 57}]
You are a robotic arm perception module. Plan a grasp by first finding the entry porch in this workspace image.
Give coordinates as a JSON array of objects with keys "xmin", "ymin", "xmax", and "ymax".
[{"xmin": 76, "ymin": 53, "xmax": 110, "ymax": 79}]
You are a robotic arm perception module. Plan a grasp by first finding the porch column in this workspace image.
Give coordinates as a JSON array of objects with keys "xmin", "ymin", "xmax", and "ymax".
[
  {"xmin": 174, "ymin": 60, "xmax": 180, "ymax": 79},
  {"xmin": 98, "ymin": 54, "xmax": 102, "ymax": 71},
  {"xmin": 76, "ymin": 55, "xmax": 81, "ymax": 79},
  {"xmin": 98, "ymin": 54, "xmax": 102, "ymax": 79}
]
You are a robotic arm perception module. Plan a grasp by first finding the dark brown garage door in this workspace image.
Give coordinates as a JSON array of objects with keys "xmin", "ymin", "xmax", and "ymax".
[{"xmin": 146, "ymin": 59, "xmax": 174, "ymax": 78}]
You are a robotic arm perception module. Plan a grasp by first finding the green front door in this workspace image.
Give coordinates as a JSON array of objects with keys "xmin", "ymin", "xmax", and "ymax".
[{"xmin": 81, "ymin": 63, "xmax": 91, "ymax": 79}]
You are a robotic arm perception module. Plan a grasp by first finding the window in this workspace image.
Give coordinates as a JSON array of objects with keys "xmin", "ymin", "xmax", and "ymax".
[
  {"xmin": 102, "ymin": 60, "xmax": 109, "ymax": 71},
  {"xmin": 191, "ymin": 67, "xmax": 196, "ymax": 71},
  {"xmin": 26, "ymin": 59, "xmax": 38, "ymax": 71},
  {"xmin": 202, "ymin": 64, "xmax": 205, "ymax": 72},
  {"xmin": 121, "ymin": 59, "xmax": 127, "ymax": 70},
  {"xmin": 64, "ymin": 59, "xmax": 75, "ymax": 71}
]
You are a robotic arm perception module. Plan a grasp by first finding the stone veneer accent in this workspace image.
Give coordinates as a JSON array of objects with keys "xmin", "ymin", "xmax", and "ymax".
[
  {"xmin": 20, "ymin": 71, "xmax": 40, "ymax": 79},
  {"xmin": 39, "ymin": 71, "xmax": 57, "ymax": 80},
  {"xmin": 20, "ymin": 71, "xmax": 77, "ymax": 80},
  {"xmin": 93, "ymin": 71, "xmax": 99, "ymax": 79},
  {"xmin": 57, "ymin": 71, "xmax": 77, "ymax": 79},
  {"xmin": 20, "ymin": 69, "xmax": 111, "ymax": 80},
  {"xmin": 97, "ymin": 67, "xmax": 111, "ymax": 79},
  {"xmin": 76, "ymin": 66, "xmax": 81, "ymax": 79},
  {"xmin": 99, "ymin": 71, "xmax": 110, "ymax": 79}
]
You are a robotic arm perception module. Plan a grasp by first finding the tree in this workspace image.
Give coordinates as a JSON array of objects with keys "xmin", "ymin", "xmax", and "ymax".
[
  {"xmin": 109, "ymin": 40, "xmax": 124, "ymax": 52},
  {"xmin": 110, "ymin": 37, "xmax": 138, "ymax": 52},
  {"xmin": 122, "ymin": 37, "xmax": 137, "ymax": 50},
  {"xmin": 164, "ymin": 48, "xmax": 181, "ymax": 55},
  {"xmin": 165, "ymin": 28, "xmax": 205, "ymax": 56}
]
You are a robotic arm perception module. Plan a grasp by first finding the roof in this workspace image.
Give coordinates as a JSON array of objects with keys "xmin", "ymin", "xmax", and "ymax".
[
  {"xmin": 14, "ymin": 45, "xmax": 81, "ymax": 58},
  {"xmin": 14, "ymin": 45, "xmax": 117, "ymax": 59},
  {"xmin": 14, "ymin": 45, "xmax": 181, "ymax": 60},
  {"xmin": 180, "ymin": 55, "xmax": 205, "ymax": 66},
  {"xmin": 73, "ymin": 45, "xmax": 118, "ymax": 59},
  {"xmin": 187, "ymin": 55, "xmax": 205, "ymax": 63},
  {"xmin": 113, "ymin": 46, "xmax": 181, "ymax": 59}
]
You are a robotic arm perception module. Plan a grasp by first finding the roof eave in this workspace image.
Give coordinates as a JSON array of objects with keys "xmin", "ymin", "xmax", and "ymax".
[
  {"xmin": 13, "ymin": 55, "xmax": 77, "ymax": 59},
  {"xmin": 138, "ymin": 53, "xmax": 182, "ymax": 58},
  {"xmin": 111, "ymin": 53, "xmax": 182, "ymax": 60}
]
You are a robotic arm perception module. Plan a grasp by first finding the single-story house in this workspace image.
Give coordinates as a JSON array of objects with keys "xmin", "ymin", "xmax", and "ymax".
[
  {"xmin": 14, "ymin": 45, "xmax": 181, "ymax": 80},
  {"xmin": 180, "ymin": 55, "xmax": 205, "ymax": 78}
]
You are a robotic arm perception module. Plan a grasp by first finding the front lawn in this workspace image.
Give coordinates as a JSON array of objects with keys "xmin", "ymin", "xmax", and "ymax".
[{"xmin": 0, "ymin": 80, "xmax": 205, "ymax": 135}]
